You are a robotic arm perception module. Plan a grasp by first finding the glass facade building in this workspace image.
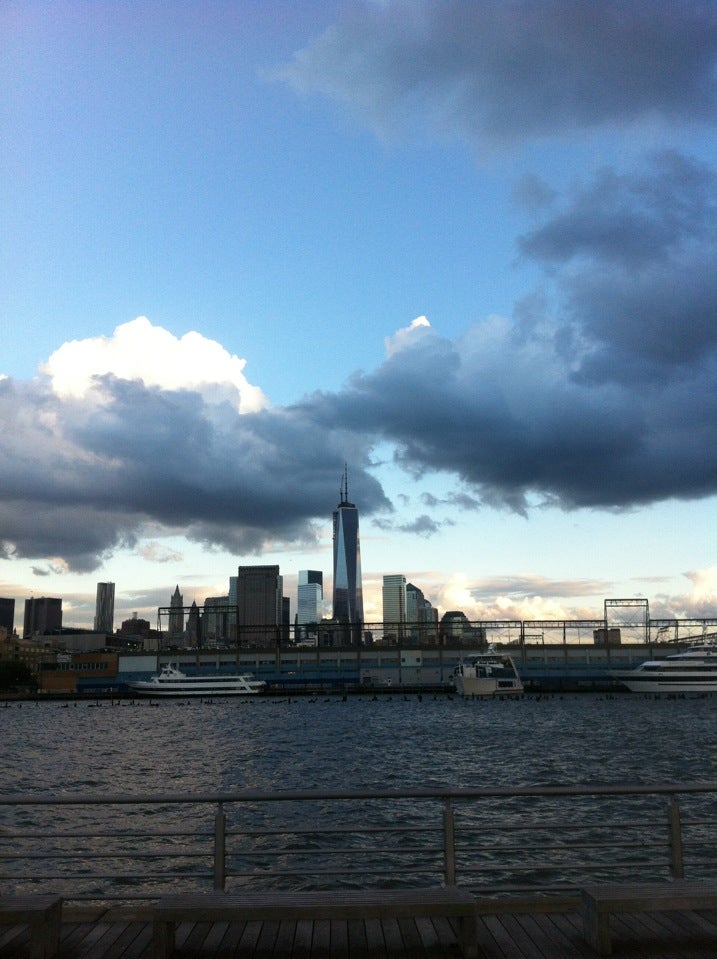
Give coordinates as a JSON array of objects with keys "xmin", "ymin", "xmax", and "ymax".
[
  {"xmin": 332, "ymin": 470, "xmax": 363, "ymax": 640},
  {"xmin": 94, "ymin": 582, "xmax": 115, "ymax": 635}
]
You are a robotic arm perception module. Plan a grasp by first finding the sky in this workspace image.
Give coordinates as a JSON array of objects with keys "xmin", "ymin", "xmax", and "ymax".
[{"xmin": 1, "ymin": 0, "xmax": 716, "ymax": 632}]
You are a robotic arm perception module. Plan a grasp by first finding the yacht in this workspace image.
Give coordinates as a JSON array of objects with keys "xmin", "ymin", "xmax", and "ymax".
[
  {"xmin": 127, "ymin": 663, "xmax": 266, "ymax": 697},
  {"xmin": 612, "ymin": 642, "xmax": 717, "ymax": 694},
  {"xmin": 452, "ymin": 651, "xmax": 523, "ymax": 697}
]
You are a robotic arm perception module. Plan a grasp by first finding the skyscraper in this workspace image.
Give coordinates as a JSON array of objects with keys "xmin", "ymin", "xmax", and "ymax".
[
  {"xmin": 169, "ymin": 585, "xmax": 184, "ymax": 639},
  {"xmin": 0, "ymin": 598, "xmax": 15, "ymax": 634},
  {"xmin": 23, "ymin": 597, "xmax": 62, "ymax": 638},
  {"xmin": 332, "ymin": 466, "xmax": 363, "ymax": 641},
  {"xmin": 297, "ymin": 570, "xmax": 323, "ymax": 625},
  {"xmin": 382, "ymin": 574, "xmax": 407, "ymax": 641},
  {"xmin": 237, "ymin": 565, "xmax": 282, "ymax": 646},
  {"xmin": 94, "ymin": 582, "xmax": 115, "ymax": 635}
]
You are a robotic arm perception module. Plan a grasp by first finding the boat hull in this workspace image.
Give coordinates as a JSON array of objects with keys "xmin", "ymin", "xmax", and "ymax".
[
  {"xmin": 612, "ymin": 674, "xmax": 717, "ymax": 694},
  {"xmin": 454, "ymin": 676, "xmax": 523, "ymax": 697},
  {"xmin": 127, "ymin": 681, "xmax": 265, "ymax": 697}
]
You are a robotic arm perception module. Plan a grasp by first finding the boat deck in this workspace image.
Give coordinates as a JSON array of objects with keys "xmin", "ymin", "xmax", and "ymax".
[{"xmin": 2, "ymin": 899, "xmax": 717, "ymax": 958}]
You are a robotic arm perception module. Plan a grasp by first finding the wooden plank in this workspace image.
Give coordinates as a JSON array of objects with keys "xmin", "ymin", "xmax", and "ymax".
[
  {"xmin": 346, "ymin": 918, "xmax": 369, "ymax": 959},
  {"xmin": 363, "ymin": 918, "xmax": 388, "ymax": 959},
  {"xmin": 310, "ymin": 918, "xmax": 330, "ymax": 959},
  {"xmin": 379, "ymin": 917, "xmax": 404, "ymax": 955},
  {"xmin": 254, "ymin": 919, "xmax": 281, "ymax": 959},
  {"xmin": 271, "ymin": 920, "xmax": 297, "ymax": 959},
  {"xmin": 396, "ymin": 916, "xmax": 425, "ymax": 956},
  {"xmin": 329, "ymin": 918, "xmax": 348, "ymax": 957},
  {"xmin": 236, "ymin": 919, "xmax": 263, "ymax": 957},
  {"xmin": 215, "ymin": 919, "xmax": 248, "ymax": 959},
  {"xmin": 291, "ymin": 918, "xmax": 313, "ymax": 958},
  {"xmin": 481, "ymin": 914, "xmax": 527, "ymax": 959}
]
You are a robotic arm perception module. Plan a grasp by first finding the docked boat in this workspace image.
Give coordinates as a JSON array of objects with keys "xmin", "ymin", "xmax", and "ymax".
[
  {"xmin": 612, "ymin": 642, "xmax": 717, "ymax": 694},
  {"xmin": 452, "ymin": 652, "xmax": 523, "ymax": 697},
  {"xmin": 127, "ymin": 664, "xmax": 266, "ymax": 697}
]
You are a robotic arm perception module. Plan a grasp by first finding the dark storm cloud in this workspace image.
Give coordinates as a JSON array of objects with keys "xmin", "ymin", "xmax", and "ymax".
[
  {"xmin": 300, "ymin": 153, "xmax": 717, "ymax": 512},
  {"xmin": 0, "ymin": 374, "xmax": 390, "ymax": 571},
  {"xmin": 276, "ymin": 0, "xmax": 716, "ymax": 143},
  {"xmin": 517, "ymin": 152, "xmax": 717, "ymax": 382}
]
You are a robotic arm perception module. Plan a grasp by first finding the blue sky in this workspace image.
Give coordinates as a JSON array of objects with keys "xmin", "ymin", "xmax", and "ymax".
[{"xmin": 1, "ymin": 1, "xmax": 715, "ymax": 631}]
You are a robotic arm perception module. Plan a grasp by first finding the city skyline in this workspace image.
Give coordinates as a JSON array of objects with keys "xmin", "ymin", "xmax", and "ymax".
[{"xmin": 1, "ymin": 3, "xmax": 715, "ymax": 629}]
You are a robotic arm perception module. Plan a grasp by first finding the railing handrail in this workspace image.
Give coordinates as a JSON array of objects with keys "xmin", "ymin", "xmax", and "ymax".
[
  {"xmin": 1, "ymin": 781, "xmax": 717, "ymax": 805},
  {"xmin": 2, "ymin": 782, "xmax": 716, "ymax": 901}
]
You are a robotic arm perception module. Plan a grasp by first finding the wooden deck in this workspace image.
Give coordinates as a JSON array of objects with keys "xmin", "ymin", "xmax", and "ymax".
[{"xmin": 1, "ymin": 898, "xmax": 717, "ymax": 958}]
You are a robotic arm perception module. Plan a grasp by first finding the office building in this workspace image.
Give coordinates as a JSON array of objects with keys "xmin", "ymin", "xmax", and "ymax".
[
  {"xmin": 0, "ymin": 598, "xmax": 14, "ymax": 634},
  {"xmin": 382, "ymin": 574, "xmax": 407, "ymax": 641},
  {"xmin": 332, "ymin": 467, "xmax": 364, "ymax": 641},
  {"xmin": 93, "ymin": 582, "xmax": 115, "ymax": 635},
  {"xmin": 203, "ymin": 595, "xmax": 229, "ymax": 645},
  {"xmin": 297, "ymin": 570, "xmax": 323, "ymax": 625},
  {"xmin": 237, "ymin": 565, "xmax": 283, "ymax": 646},
  {"xmin": 23, "ymin": 597, "xmax": 62, "ymax": 638},
  {"xmin": 407, "ymin": 583, "xmax": 439, "ymax": 643},
  {"xmin": 168, "ymin": 585, "xmax": 184, "ymax": 639}
]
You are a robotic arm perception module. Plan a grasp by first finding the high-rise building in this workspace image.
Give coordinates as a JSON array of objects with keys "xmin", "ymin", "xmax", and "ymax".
[
  {"xmin": 297, "ymin": 570, "xmax": 323, "ymax": 625},
  {"xmin": 169, "ymin": 585, "xmax": 184, "ymax": 639},
  {"xmin": 0, "ymin": 598, "xmax": 15, "ymax": 634},
  {"xmin": 93, "ymin": 582, "xmax": 115, "ymax": 635},
  {"xmin": 186, "ymin": 600, "xmax": 201, "ymax": 646},
  {"xmin": 382, "ymin": 574, "xmax": 407, "ymax": 641},
  {"xmin": 23, "ymin": 597, "xmax": 62, "ymax": 638},
  {"xmin": 332, "ymin": 466, "xmax": 363, "ymax": 641},
  {"xmin": 203, "ymin": 595, "xmax": 229, "ymax": 645},
  {"xmin": 237, "ymin": 565, "xmax": 282, "ymax": 646},
  {"xmin": 406, "ymin": 583, "xmax": 439, "ymax": 643}
]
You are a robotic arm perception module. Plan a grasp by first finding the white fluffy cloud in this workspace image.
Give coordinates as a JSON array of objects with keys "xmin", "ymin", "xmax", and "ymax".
[
  {"xmin": 41, "ymin": 317, "xmax": 269, "ymax": 414},
  {"xmin": 385, "ymin": 315, "xmax": 431, "ymax": 357}
]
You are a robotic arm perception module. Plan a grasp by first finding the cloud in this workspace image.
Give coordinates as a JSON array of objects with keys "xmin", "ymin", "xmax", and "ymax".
[
  {"xmin": 302, "ymin": 150, "xmax": 716, "ymax": 512},
  {"xmin": 275, "ymin": 1, "xmax": 717, "ymax": 146},
  {"xmin": 0, "ymin": 320, "xmax": 391, "ymax": 571},
  {"xmin": 385, "ymin": 316, "xmax": 431, "ymax": 357},
  {"xmin": 42, "ymin": 316, "xmax": 269, "ymax": 413},
  {"xmin": 1, "ymin": 145, "xmax": 715, "ymax": 573},
  {"xmin": 517, "ymin": 151, "xmax": 717, "ymax": 384},
  {"xmin": 372, "ymin": 513, "xmax": 453, "ymax": 537}
]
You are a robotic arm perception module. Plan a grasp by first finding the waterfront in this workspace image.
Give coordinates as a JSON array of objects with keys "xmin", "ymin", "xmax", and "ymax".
[{"xmin": 2, "ymin": 693, "xmax": 716, "ymax": 902}]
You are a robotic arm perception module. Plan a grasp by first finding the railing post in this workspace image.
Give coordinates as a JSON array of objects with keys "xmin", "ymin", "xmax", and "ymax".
[
  {"xmin": 443, "ymin": 797, "xmax": 456, "ymax": 885},
  {"xmin": 667, "ymin": 794, "xmax": 684, "ymax": 879},
  {"xmin": 214, "ymin": 802, "xmax": 226, "ymax": 890}
]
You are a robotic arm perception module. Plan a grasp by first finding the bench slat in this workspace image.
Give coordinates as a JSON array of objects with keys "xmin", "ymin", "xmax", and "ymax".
[{"xmin": 153, "ymin": 888, "xmax": 477, "ymax": 959}]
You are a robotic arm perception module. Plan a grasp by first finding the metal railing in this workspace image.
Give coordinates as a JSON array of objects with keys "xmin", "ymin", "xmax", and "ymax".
[{"xmin": 0, "ymin": 783, "xmax": 716, "ymax": 903}]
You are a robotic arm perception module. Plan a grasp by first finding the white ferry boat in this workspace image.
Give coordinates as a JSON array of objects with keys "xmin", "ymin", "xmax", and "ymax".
[
  {"xmin": 452, "ymin": 652, "xmax": 523, "ymax": 697},
  {"xmin": 612, "ymin": 642, "xmax": 717, "ymax": 694},
  {"xmin": 127, "ymin": 664, "xmax": 266, "ymax": 697}
]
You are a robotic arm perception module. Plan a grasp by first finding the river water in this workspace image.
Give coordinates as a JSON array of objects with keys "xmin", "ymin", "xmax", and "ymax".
[{"xmin": 2, "ymin": 693, "xmax": 716, "ymax": 895}]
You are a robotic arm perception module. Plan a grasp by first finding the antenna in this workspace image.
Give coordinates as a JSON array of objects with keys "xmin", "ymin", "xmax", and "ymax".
[{"xmin": 341, "ymin": 463, "xmax": 348, "ymax": 504}]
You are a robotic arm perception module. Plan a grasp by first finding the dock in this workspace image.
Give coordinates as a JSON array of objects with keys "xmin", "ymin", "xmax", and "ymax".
[{"xmin": 2, "ymin": 898, "xmax": 717, "ymax": 958}]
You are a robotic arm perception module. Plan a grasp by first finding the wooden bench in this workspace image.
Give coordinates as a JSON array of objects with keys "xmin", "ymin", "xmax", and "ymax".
[
  {"xmin": 581, "ymin": 881, "xmax": 717, "ymax": 955},
  {"xmin": 0, "ymin": 895, "xmax": 62, "ymax": 959},
  {"xmin": 152, "ymin": 887, "xmax": 478, "ymax": 959}
]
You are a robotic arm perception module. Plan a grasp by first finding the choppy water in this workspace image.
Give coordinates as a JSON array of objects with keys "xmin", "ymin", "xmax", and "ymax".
[
  {"xmin": 2, "ymin": 693, "xmax": 716, "ymax": 896},
  {"xmin": 3, "ymin": 691, "xmax": 716, "ymax": 793}
]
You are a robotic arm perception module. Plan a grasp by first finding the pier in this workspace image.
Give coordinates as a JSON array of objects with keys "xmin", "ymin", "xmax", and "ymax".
[
  {"xmin": 1, "ymin": 784, "xmax": 717, "ymax": 957},
  {"xmin": 2, "ymin": 896, "xmax": 717, "ymax": 957}
]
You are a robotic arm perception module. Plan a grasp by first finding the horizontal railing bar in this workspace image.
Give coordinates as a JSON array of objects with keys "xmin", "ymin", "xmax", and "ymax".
[
  {"xmin": 2, "ymin": 781, "xmax": 716, "ymax": 805},
  {"xmin": 456, "ymin": 841, "xmax": 668, "ymax": 854},
  {"xmin": 0, "ymin": 831, "xmax": 214, "ymax": 840}
]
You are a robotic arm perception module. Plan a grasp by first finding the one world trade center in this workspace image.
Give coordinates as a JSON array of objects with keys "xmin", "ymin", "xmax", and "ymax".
[{"xmin": 332, "ymin": 465, "xmax": 364, "ymax": 642}]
